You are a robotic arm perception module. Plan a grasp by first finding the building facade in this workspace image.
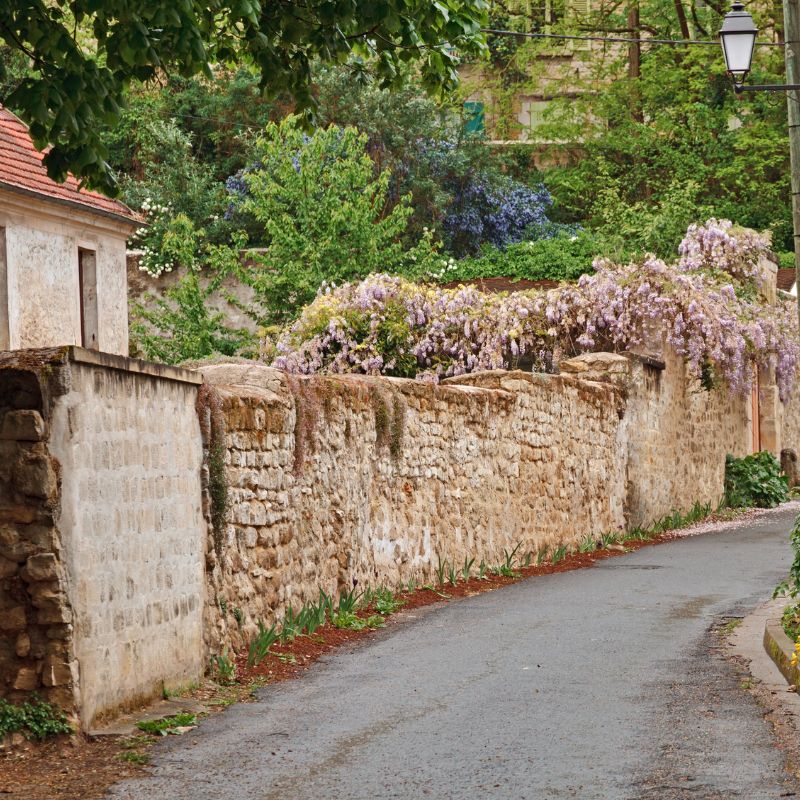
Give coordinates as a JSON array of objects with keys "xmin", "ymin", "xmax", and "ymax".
[{"xmin": 0, "ymin": 107, "xmax": 139, "ymax": 355}]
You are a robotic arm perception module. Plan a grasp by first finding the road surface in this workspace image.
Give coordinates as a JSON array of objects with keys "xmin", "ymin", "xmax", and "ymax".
[{"xmin": 108, "ymin": 505, "xmax": 800, "ymax": 799}]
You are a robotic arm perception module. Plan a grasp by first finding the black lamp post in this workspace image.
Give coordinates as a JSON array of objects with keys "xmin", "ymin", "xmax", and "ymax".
[{"xmin": 719, "ymin": 2, "xmax": 800, "ymax": 91}]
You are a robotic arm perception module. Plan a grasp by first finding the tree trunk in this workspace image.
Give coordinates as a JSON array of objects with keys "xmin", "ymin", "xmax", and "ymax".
[
  {"xmin": 673, "ymin": 0, "xmax": 691, "ymax": 39},
  {"xmin": 627, "ymin": 2, "xmax": 643, "ymax": 122}
]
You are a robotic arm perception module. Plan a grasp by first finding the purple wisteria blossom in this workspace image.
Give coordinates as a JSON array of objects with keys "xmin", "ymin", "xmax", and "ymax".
[{"xmin": 271, "ymin": 220, "xmax": 800, "ymax": 401}]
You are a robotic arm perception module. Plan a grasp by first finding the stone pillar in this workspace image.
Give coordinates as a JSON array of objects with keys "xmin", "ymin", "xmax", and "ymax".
[
  {"xmin": 782, "ymin": 449, "xmax": 798, "ymax": 488},
  {"xmin": 0, "ymin": 365, "xmax": 78, "ymax": 714},
  {"xmin": 759, "ymin": 253, "xmax": 778, "ymax": 305}
]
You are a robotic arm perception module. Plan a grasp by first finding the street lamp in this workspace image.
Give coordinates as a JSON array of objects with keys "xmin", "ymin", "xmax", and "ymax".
[
  {"xmin": 719, "ymin": 2, "xmax": 757, "ymax": 88},
  {"xmin": 719, "ymin": 1, "xmax": 800, "ymax": 91},
  {"xmin": 720, "ymin": 0, "xmax": 800, "ymax": 325}
]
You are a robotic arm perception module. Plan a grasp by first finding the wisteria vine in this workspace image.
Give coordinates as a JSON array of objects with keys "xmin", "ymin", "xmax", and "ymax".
[{"xmin": 271, "ymin": 220, "xmax": 800, "ymax": 401}]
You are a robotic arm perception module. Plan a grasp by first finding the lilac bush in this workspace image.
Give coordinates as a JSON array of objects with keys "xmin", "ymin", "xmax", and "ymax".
[
  {"xmin": 271, "ymin": 220, "xmax": 799, "ymax": 400},
  {"xmin": 412, "ymin": 138, "xmax": 564, "ymax": 256},
  {"xmin": 443, "ymin": 174, "xmax": 557, "ymax": 256}
]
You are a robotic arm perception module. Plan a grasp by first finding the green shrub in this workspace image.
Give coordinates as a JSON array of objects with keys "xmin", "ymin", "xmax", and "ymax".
[
  {"xmin": 427, "ymin": 231, "xmax": 600, "ymax": 284},
  {"xmin": 235, "ymin": 117, "xmax": 440, "ymax": 325},
  {"xmin": 0, "ymin": 696, "xmax": 72, "ymax": 741},
  {"xmin": 774, "ymin": 514, "xmax": 800, "ymax": 640},
  {"xmin": 724, "ymin": 451, "xmax": 789, "ymax": 509}
]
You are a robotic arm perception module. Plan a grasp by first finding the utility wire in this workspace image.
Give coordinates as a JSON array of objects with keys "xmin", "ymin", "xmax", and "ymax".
[{"xmin": 481, "ymin": 27, "xmax": 784, "ymax": 47}]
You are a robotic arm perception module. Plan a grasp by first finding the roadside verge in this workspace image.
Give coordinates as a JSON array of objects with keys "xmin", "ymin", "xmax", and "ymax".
[{"xmin": 764, "ymin": 610, "xmax": 800, "ymax": 688}]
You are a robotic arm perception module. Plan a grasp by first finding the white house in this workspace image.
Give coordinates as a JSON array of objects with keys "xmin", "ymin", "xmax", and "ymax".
[{"xmin": 0, "ymin": 107, "xmax": 140, "ymax": 355}]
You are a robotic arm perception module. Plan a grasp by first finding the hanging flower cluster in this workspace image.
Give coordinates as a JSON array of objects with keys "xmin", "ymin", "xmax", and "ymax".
[
  {"xmin": 678, "ymin": 218, "xmax": 773, "ymax": 286},
  {"xmin": 271, "ymin": 220, "xmax": 799, "ymax": 400}
]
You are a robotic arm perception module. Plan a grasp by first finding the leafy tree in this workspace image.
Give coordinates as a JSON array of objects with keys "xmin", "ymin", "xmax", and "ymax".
[
  {"xmin": 233, "ymin": 117, "xmax": 440, "ymax": 324},
  {"xmin": 131, "ymin": 240, "xmax": 255, "ymax": 363},
  {"xmin": 465, "ymin": 0, "xmax": 791, "ymax": 257},
  {"xmin": 0, "ymin": 0, "xmax": 488, "ymax": 193},
  {"xmin": 541, "ymin": 44, "xmax": 790, "ymax": 255}
]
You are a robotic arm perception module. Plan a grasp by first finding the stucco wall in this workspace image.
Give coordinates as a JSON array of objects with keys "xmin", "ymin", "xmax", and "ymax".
[
  {"xmin": 0, "ymin": 190, "xmax": 132, "ymax": 356},
  {"xmin": 49, "ymin": 356, "xmax": 205, "ymax": 725},
  {"xmin": 0, "ymin": 348, "xmax": 205, "ymax": 728}
]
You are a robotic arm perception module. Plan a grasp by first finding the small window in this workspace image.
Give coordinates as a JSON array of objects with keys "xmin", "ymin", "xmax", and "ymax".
[
  {"xmin": 518, "ymin": 99, "xmax": 551, "ymax": 140},
  {"xmin": 463, "ymin": 101, "xmax": 485, "ymax": 134},
  {"xmin": 78, "ymin": 249, "xmax": 98, "ymax": 350}
]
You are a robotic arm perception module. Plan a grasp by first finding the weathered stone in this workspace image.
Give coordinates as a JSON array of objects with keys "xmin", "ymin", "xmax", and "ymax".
[
  {"xmin": 0, "ymin": 556, "xmax": 17, "ymax": 578},
  {"xmin": 41, "ymin": 657, "xmax": 76, "ymax": 687},
  {"xmin": 0, "ymin": 410, "xmax": 46, "ymax": 441},
  {"xmin": 36, "ymin": 605, "xmax": 71, "ymax": 625},
  {"xmin": 22, "ymin": 553, "xmax": 58, "ymax": 582},
  {"xmin": 29, "ymin": 583, "xmax": 64, "ymax": 609},
  {"xmin": 0, "ymin": 505, "xmax": 38, "ymax": 525},
  {"xmin": 0, "ymin": 606, "xmax": 26, "ymax": 631},
  {"xmin": 12, "ymin": 453, "xmax": 57, "ymax": 500},
  {"xmin": 13, "ymin": 667, "xmax": 38, "ymax": 691},
  {"xmin": 14, "ymin": 632, "xmax": 30, "ymax": 658},
  {"xmin": 782, "ymin": 449, "xmax": 798, "ymax": 488},
  {"xmin": 0, "ymin": 525, "xmax": 37, "ymax": 562},
  {"xmin": 41, "ymin": 686, "xmax": 75, "ymax": 711}
]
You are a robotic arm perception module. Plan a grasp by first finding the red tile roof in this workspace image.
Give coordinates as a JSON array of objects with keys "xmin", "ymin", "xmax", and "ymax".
[
  {"xmin": 777, "ymin": 268, "xmax": 796, "ymax": 293},
  {"xmin": 0, "ymin": 106, "xmax": 139, "ymax": 224}
]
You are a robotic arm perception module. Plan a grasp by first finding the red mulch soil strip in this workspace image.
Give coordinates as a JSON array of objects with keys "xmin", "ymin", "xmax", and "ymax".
[
  {"xmin": 234, "ymin": 529, "xmax": 682, "ymax": 684},
  {"xmin": 0, "ymin": 523, "xmax": 711, "ymax": 800}
]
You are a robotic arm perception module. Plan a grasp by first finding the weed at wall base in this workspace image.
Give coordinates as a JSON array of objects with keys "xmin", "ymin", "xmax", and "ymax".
[{"xmin": 0, "ymin": 696, "xmax": 72, "ymax": 741}]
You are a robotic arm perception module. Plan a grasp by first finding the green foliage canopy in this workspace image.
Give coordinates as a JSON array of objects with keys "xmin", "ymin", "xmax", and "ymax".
[{"xmin": 0, "ymin": 0, "xmax": 488, "ymax": 193}]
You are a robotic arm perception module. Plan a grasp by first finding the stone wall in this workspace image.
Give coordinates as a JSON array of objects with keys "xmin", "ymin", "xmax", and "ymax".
[
  {"xmin": 0, "ymin": 354, "xmax": 77, "ymax": 712},
  {"xmin": 623, "ymin": 349, "xmax": 751, "ymax": 529},
  {"xmin": 0, "ymin": 348, "xmax": 205, "ymax": 728},
  {"xmin": 2, "ymin": 342, "xmax": 797, "ymax": 726},
  {"xmin": 200, "ymin": 349, "xmax": 787, "ymax": 653},
  {"xmin": 200, "ymin": 363, "xmax": 628, "ymax": 653}
]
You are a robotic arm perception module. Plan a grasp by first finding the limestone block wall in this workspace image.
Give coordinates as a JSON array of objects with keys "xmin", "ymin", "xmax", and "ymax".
[
  {"xmin": 780, "ymin": 389, "xmax": 800, "ymax": 459},
  {"xmin": 622, "ymin": 349, "xmax": 752, "ymax": 529},
  {"xmin": 200, "ymin": 363, "xmax": 628, "ymax": 653},
  {"xmin": 0, "ymin": 348, "xmax": 206, "ymax": 728}
]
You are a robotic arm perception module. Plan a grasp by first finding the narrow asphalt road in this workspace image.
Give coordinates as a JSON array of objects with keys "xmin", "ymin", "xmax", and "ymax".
[{"xmin": 109, "ymin": 506, "xmax": 800, "ymax": 800}]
